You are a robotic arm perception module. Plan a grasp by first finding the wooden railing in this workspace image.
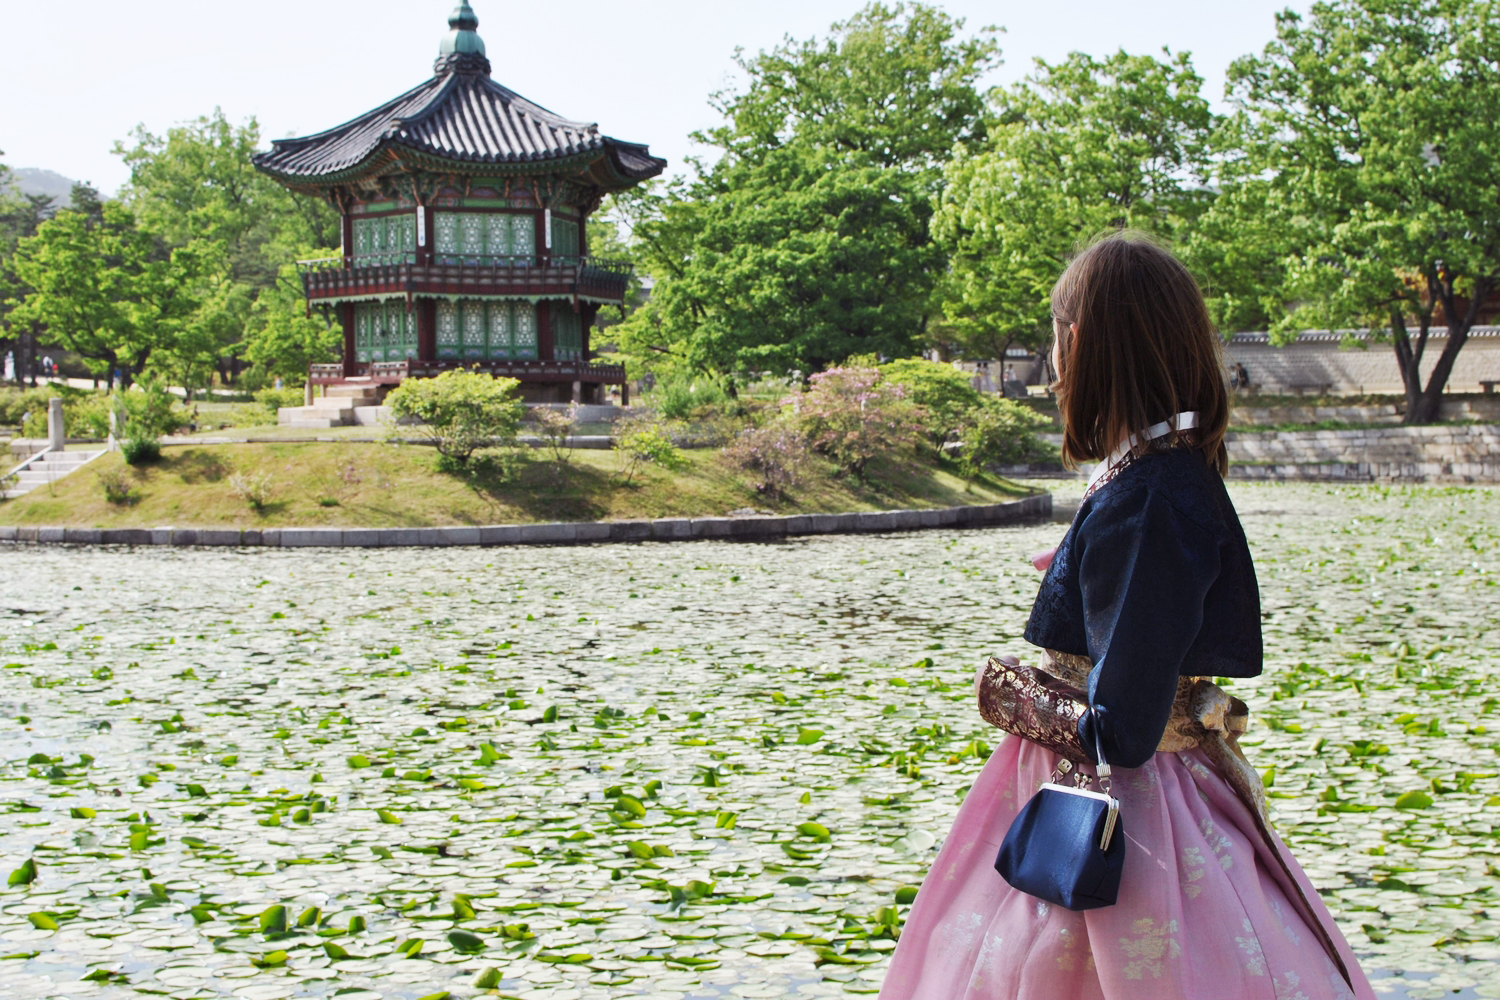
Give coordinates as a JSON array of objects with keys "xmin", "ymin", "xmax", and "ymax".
[
  {"xmin": 309, "ymin": 359, "xmax": 627, "ymax": 386},
  {"xmin": 294, "ymin": 255, "xmax": 632, "ymax": 303}
]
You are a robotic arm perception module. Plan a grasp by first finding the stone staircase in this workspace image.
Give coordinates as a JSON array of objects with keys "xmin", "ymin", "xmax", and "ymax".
[
  {"xmin": 277, "ymin": 382, "xmax": 385, "ymax": 428},
  {"xmin": 3, "ymin": 449, "xmax": 107, "ymax": 500}
]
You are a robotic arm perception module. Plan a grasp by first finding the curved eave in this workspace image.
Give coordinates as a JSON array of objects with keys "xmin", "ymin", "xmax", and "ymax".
[{"xmin": 255, "ymin": 138, "xmax": 664, "ymax": 196}]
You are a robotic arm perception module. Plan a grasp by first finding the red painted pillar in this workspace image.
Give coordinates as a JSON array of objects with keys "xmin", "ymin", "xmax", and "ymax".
[
  {"xmin": 417, "ymin": 300, "xmax": 436, "ymax": 362},
  {"xmin": 340, "ymin": 302, "xmax": 356, "ymax": 377}
]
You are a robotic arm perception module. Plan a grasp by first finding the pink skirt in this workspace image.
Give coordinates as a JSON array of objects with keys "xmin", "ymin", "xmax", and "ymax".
[{"xmin": 878, "ymin": 735, "xmax": 1376, "ymax": 1000}]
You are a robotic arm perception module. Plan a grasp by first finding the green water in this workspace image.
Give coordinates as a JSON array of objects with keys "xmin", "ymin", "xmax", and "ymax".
[{"xmin": 1, "ymin": 481, "xmax": 1497, "ymax": 999}]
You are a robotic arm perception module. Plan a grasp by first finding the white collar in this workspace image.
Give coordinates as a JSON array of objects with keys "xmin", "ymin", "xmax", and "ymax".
[{"xmin": 1087, "ymin": 411, "xmax": 1200, "ymax": 489}]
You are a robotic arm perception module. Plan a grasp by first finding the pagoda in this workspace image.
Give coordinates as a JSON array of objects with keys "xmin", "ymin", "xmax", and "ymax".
[{"xmin": 253, "ymin": 1, "xmax": 664, "ymax": 404}]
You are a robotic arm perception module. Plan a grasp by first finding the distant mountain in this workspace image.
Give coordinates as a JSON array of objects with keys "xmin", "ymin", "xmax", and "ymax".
[{"xmin": 11, "ymin": 168, "xmax": 76, "ymax": 205}]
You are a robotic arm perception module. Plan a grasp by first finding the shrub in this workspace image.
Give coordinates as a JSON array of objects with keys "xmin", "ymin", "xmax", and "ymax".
[
  {"xmin": 783, "ymin": 366, "xmax": 924, "ymax": 477},
  {"xmin": 386, "ymin": 369, "xmax": 523, "ymax": 465},
  {"xmin": 226, "ymin": 403, "xmax": 278, "ymax": 429},
  {"xmin": 120, "ymin": 436, "xmax": 161, "ymax": 466},
  {"xmin": 612, "ymin": 413, "xmax": 686, "ymax": 483},
  {"xmin": 0, "ymin": 387, "xmax": 61, "ymax": 426},
  {"xmin": 2, "ymin": 387, "xmax": 113, "ymax": 439},
  {"xmin": 653, "ymin": 378, "xmax": 730, "ymax": 421},
  {"xmin": 879, "ymin": 358, "xmax": 984, "ymax": 448},
  {"xmin": 117, "ymin": 380, "xmax": 191, "ymax": 446},
  {"xmin": 722, "ymin": 425, "xmax": 808, "ymax": 498},
  {"xmin": 254, "ymin": 387, "xmax": 306, "ymax": 414},
  {"xmin": 230, "ymin": 471, "xmax": 275, "ymax": 511},
  {"xmin": 66, "ymin": 394, "xmax": 113, "ymax": 439},
  {"xmin": 96, "ymin": 465, "xmax": 140, "ymax": 505},
  {"xmin": 955, "ymin": 396, "xmax": 1056, "ymax": 481}
]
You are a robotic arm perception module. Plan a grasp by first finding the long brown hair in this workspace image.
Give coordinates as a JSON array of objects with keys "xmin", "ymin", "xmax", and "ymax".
[{"xmin": 1050, "ymin": 232, "xmax": 1228, "ymax": 474}]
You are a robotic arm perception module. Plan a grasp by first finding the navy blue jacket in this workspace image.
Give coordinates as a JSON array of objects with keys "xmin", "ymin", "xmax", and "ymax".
[{"xmin": 1023, "ymin": 448, "xmax": 1262, "ymax": 768}]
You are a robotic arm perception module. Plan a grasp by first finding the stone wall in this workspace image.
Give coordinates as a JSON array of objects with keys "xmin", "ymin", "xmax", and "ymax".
[
  {"xmin": 1227, "ymin": 424, "xmax": 1500, "ymax": 482},
  {"xmin": 1021, "ymin": 426, "xmax": 1500, "ymax": 482},
  {"xmin": 1230, "ymin": 396, "xmax": 1500, "ymax": 427},
  {"xmin": 1225, "ymin": 329, "xmax": 1500, "ymax": 394}
]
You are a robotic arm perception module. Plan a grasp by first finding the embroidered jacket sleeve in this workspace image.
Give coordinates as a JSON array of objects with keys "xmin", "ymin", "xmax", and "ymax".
[{"xmin": 1074, "ymin": 486, "xmax": 1223, "ymax": 768}]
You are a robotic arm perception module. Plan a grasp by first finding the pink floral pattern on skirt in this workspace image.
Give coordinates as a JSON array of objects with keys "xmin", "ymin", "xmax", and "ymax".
[{"xmin": 878, "ymin": 735, "xmax": 1376, "ymax": 1000}]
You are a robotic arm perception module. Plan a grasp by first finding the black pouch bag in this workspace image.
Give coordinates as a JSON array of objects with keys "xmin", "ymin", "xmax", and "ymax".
[{"xmin": 994, "ymin": 729, "xmax": 1124, "ymax": 910}]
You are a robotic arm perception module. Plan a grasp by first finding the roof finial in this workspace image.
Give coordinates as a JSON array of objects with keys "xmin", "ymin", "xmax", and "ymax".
[{"xmin": 435, "ymin": 1, "xmax": 490, "ymax": 75}]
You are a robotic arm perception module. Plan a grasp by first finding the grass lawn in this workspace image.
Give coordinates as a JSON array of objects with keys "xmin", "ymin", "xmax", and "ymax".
[{"xmin": 0, "ymin": 441, "xmax": 1032, "ymax": 529}]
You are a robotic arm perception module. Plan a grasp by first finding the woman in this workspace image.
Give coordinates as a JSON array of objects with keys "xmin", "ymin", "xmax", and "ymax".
[{"xmin": 878, "ymin": 234, "xmax": 1374, "ymax": 1000}]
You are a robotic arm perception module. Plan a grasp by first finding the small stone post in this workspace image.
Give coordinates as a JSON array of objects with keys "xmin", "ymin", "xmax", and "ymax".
[
  {"xmin": 305, "ymin": 381, "xmax": 314, "ymax": 406},
  {"xmin": 47, "ymin": 397, "xmax": 65, "ymax": 452}
]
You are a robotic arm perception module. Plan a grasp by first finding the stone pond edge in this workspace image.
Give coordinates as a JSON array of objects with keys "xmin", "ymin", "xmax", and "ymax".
[{"xmin": 0, "ymin": 493, "xmax": 1052, "ymax": 549}]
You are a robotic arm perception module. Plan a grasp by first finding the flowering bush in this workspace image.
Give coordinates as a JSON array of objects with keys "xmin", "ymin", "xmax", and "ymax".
[
  {"xmin": 722, "ymin": 425, "xmax": 808, "ymax": 497},
  {"xmin": 782, "ymin": 366, "xmax": 924, "ymax": 477}
]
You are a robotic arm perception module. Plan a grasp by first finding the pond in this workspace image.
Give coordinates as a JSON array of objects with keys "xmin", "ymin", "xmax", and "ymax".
[{"xmin": 1, "ymin": 481, "xmax": 1497, "ymax": 1000}]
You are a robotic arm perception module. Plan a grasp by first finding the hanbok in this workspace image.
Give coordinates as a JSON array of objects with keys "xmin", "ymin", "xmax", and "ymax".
[{"xmin": 878, "ymin": 439, "xmax": 1376, "ymax": 1000}]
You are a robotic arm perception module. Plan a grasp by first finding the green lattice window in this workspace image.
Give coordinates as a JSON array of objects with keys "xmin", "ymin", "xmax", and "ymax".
[
  {"xmin": 354, "ymin": 300, "xmax": 417, "ymax": 362},
  {"xmin": 487, "ymin": 303, "xmax": 512, "ymax": 358},
  {"xmin": 462, "ymin": 301, "xmax": 487, "ymax": 359},
  {"xmin": 436, "ymin": 300, "xmax": 461, "ymax": 359},
  {"xmin": 435, "ymin": 212, "xmax": 535, "ymax": 265},
  {"xmin": 391, "ymin": 299, "xmax": 542, "ymax": 361},
  {"xmin": 510, "ymin": 215, "xmax": 536, "ymax": 264},
  {"xmin": 389, "ymin": 302, "xmax": 417, "ymax": 359},
  {"xmin": 512, "ymin": 302, "xmax": 538, "ymax": 359},
  {"xmin": 435, "ymin": 213, "xmax": 460, "ymax": 262},
  {"xmin": 552, "ymin": 305, "xmax": 583, "ymax": 362},
  {"xmin": 354, "ymin": 303, "xmax": 372, "ymax": 362},
  {"xmin": 461, "ymin": 214, "xmax": 485, "ymax": 261},
  {"xmin": 440, "ymin": 300, "xmax": 539, "ymax": 360},
  {"xmin": 495, "ymin": 302, "xmax": 538, "ymax": 360},
  {"xmin": 552, "ymin": 217, "xmax": 579, "ymax": 259},
  {"xmin": 351, "ymin": 215, "xmax": 415, "ymax": 265}
]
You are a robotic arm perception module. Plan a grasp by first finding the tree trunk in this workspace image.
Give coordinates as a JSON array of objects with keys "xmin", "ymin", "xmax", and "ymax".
[
  {"xmin": 1390, "ymin": 313, "xmax": 1426, "ymax": 421},
  {"xmin": 21, "ymin": 328, "xmax": 37, "ymax": 388},
  {"xmin": 1403, "ymin": 276, "xmax": 1490, "ymax": 425}
]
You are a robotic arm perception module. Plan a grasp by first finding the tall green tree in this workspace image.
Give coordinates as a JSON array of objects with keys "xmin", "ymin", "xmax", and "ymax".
[
  {"xmin": 933, "ymin": 50, "xmax": 1215, "ymax": 361},
  {"xmin": 618, "ymin": 3, "xmax": 999, "ymax": 380},
  {"xmin": 0, "ymin": 153, "xmax": 56, "ymax": 386},
  {"xmin": 1218, "ymin": 0, "xmax": 1500, "ymax": 422},
  {"xmin": 9, "ymin": 202, "xmax": 219, "ymax": 385},
  {"xmin": 242, "ymin": 259, "xmax": 341, "ymax": 382},
  {"xmin": 115, "ymin": 110, "xmax": 339, "ymax": 384}
]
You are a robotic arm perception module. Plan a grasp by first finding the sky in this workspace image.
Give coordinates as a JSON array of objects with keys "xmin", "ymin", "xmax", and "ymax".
[{"xmin": 3, "ymin": 0, "xmax": 1311, "ymax": 196}]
